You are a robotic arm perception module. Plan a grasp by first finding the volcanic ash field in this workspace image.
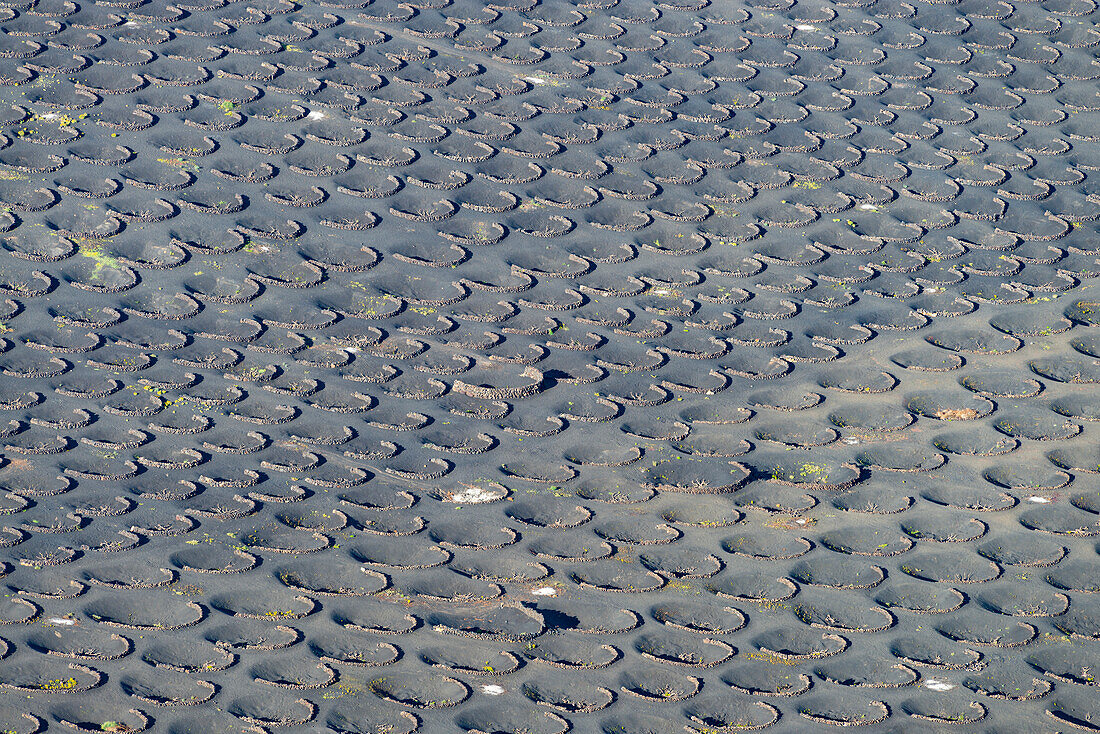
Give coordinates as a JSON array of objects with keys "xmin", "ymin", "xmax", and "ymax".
[{"xmin": 0, "ymin": 0, "xmax": 1099, "ymax": 731}]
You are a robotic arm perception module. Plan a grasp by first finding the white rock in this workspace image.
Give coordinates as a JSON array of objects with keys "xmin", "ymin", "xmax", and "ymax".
[
  {"xmin": 306, "ymin": 110, "xmax": 327, "ymax": 120},
  {"xmin": 1028, "ymin": 496, "xmax": 1052, "ymax": 503},
  {"xmin": 796, "ymin": 24, "xmax": 816, "ymax": 30},
  {"xmin": 924, "ymin": 679, "xmax": 955, "ymax": 692},
  {"xmin": 446, "ymin": 487, "xmax": 499, "ymax": 504},
  {"xmin": 481, "ymin": 684, "xmax": 505, "ymax": 695},
  {"xmin": 531, "ymin": 587, "xmax": 557, "ymax": 596}
]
